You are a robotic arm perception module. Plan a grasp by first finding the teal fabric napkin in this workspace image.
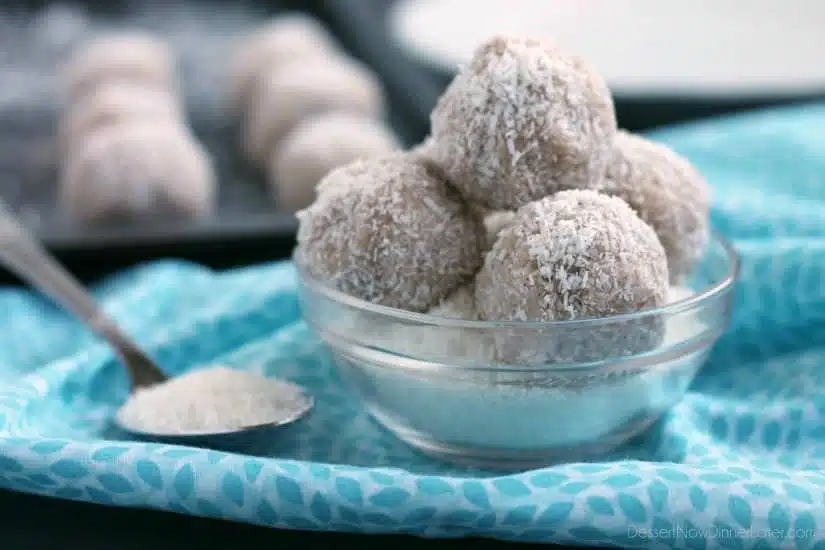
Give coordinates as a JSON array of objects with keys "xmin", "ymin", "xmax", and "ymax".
[{"xmin": 1, "ymin": 102, "xmax": 825, "ymax": 548}]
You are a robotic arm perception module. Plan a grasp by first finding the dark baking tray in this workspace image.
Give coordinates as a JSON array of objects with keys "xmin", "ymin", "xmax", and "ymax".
[{"xmin": 0, "ymin": 0, "xmax": 436, "ymax": 284}]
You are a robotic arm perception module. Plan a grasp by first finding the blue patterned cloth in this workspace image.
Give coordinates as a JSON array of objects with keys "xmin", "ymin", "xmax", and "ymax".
[{"xmin": 2, "ymin": 102, "xmax": 825, "ymax": 548}]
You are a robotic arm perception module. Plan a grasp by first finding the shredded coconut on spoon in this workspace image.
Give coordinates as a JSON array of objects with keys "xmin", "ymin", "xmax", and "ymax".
[{"xmin": 116, "ymin": 366, "xmax": 311, "ymax": 435}]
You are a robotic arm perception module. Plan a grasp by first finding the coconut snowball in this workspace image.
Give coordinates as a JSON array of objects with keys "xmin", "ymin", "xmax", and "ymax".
[
  {"xmin": 243, "ymin": 54, "xmax": 386, "ymax": 165},
  {"xmin": 58, "ymin": 81, "xmax": 181, "ymax": 157},
  {"xmin": 59, "ymin": 122, "xmax": 215, "ymax": 224},
  {"xmin": 229, "ymin": 13, "xmax": 336, "ymax": 113},
  {"xmin": 429, "ymin": 35, "xmax": 616, "ymax": 210},
  {"xmin": 62, "ymin": 32, "xmax": 175, "ymax": 104},
  {"xmin": 600, "ymin": 131, "xmax": 711, "ymax": 283},
  {"xmin": 296, "ymin": 154, "xmax": 484, "ymax": 312},
  {"xmin": 476, "ymin": 189, "xmax": 668, "ymax": 321},
  {"xmin": 475, "ymin": 190, "xmax": 669, "ymax": 363},
  {"xmin": 269, "ymin": 113, "xmax": 400, "ymax": 212}
]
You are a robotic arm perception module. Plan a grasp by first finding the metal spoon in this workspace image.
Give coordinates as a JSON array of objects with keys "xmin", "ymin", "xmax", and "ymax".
[{"xmin": 0, "ymin": 197, "xmax": 313, "ymax": 451}]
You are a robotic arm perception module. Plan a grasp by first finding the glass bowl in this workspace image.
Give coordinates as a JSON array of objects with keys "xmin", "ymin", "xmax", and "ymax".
[{"xmin": 296, "ymin": 231, "xmax": 738, "ymax": 470}]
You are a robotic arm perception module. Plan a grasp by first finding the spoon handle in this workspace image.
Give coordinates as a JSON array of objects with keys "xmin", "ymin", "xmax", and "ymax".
[
  {"xmin": 0, "ymin": 202, "xmax": 103, "ymax": 326},
  {"xmin": 0, "ymin": 197, "xmax": 165, "ymax": 386}
]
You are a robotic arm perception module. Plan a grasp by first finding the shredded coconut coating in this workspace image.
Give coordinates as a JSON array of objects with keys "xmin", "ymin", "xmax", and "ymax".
[
  {"xmin": 229, "ymin": 14, "xmax": 336, "ymax": 113},
  {"xmin": 475, "ymin": 190, "xmax": 668, "ymax": 363},
  {"xmin": 269, "ymin": 113, "xmax": 400, "ymax": 212},
  {"xmin": 429, "ymin": 35, "xmax": 617, "ymax": 210},
  {"xmin": 116, "ymin": 366, "xmax": 311, "ymax": 435},
  {"xmin": 296, "ymin": 154, "xmax": 484, "ymax": 312},
  {"xmin": 59, "ymin": 81, "xmax": 181, "ymax": 156},
  {"xmin": 243, "ymin": 54, "xmax": 386, "ymax": 166},
  {"xmin": 312, "ymin": 148, "xmax": 409, "ymax": 200},
  {"xmin": 600, "ymin": 131, "xmax": 711, "ymax": 283},
  {"xmin": 62, "ymin": 32, "xmax": 175, "ymax": 104},
  {"xmin": 59, "ymin": 121, "xmax": 215, "ymax": 224},
  {"xmin": 476, "ymin": 189, "xmax": 667, "ymax": 321},
  {"xmin": 428, "ymin": 282, "xmax": 478, "ymax": 319}
]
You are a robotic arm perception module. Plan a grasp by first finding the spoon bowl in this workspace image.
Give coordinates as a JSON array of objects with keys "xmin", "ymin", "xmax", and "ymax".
[
  {"xmin": 0, "ymin": 196, "xmax": 313, "ymax": 450},
  {"xmin": 113, "ymin": 393, "xmax": 315, "ymax": 453}
]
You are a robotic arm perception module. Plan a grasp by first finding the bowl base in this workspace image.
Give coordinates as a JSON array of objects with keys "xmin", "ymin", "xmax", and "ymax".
[{"xmin": 368, "ymin": 408, "xmax": 662, "ymax": 471}]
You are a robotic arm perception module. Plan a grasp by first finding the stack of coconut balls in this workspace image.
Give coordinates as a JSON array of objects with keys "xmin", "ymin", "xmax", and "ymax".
[
  {"xmin": 296, "ymin": 36, "xmax": 710, "ymax": 348},
  {"xmin": 230, "ymin": 14, "xmax": 401, "ymax": 212},
  {"xmin": 58, "ymin": 33, "xmax": 216, "ymax": 225}
]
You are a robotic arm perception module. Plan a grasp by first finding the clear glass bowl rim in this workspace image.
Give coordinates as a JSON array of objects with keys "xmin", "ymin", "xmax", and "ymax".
[{"xmin": 294, "ymin": 230, "xmax": 739, "ymax": 330}]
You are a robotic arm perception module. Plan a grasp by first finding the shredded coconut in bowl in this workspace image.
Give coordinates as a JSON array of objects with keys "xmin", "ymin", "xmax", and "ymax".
[
  {"xmin": 116, "ymin": 366, "xmax": 311, "ymax": 435},
  {"xmin": 331, "ymin": 284, "xmax": 704, "ymax": 455}
]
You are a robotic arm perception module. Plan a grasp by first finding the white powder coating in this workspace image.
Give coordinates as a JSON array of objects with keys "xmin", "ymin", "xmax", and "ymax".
[
  {"xmin": 229, "ymin": 13, "xmax": 337, "ymax": 113},
  {"xmin": 269, "ymin": 113, "xmax": 401, "ymax": 212},
  {"xmin": 59, "ymin": 121, "xmax": 216, "ymax": 224},
  {"xmin": 600, "ymin": 131, "xmax": 711, "ymax": 283},
  {"xmin": 62, "ymin": 32, "xmax": 175, "ymax": 105},
  {"xmin": 476, "ymin": 189, "xmax": 668, "ymax": 322},
  {"xmin": 116, "ymin": 367, "xmax": 311, "ymax": 435},
  {"xmin": 428, "ymin": 283, "xmax": 478, "ymax": 319},
  {"xmin": 59, "ymin": 81, "xmax": 182, "ymax": 156},
  {"xmin": 429, "ymin": 35, "xmax": 616, "ymax": 210},
  {"xmin": 243, "ymin": 54, "xmax": 386, "ymax": 166},
  {"xmin": 296, "ymin": 154, "xmax": 484, "ymax": 312}
]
